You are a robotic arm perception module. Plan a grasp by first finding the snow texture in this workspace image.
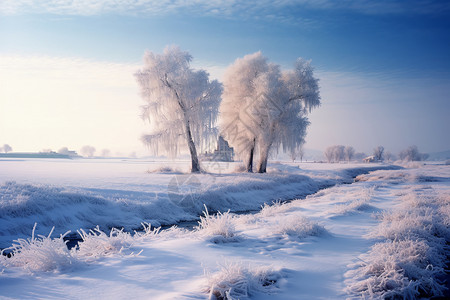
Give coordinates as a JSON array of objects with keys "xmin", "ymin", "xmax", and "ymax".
[{"xmin": 1, "ymin": 159, "xmax": 448, "ymax": 299}]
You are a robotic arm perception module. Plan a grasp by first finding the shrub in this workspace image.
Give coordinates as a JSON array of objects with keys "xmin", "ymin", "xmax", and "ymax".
[
  {"xmin": 195, "ymin": 205, "xmax": 238, "ymax": 243},
  {"xmin": 272, "ymin": 215, "xmax": 326, "ymax": 239},
  {"xmin": 205, "ymin": 262, "xmax": 282, "ymax": 299},
  {"xmin": 0, "ymin": 224, "xmax": 79, "ymax": 273},
  {"xmin": 76, "ymin": 226, "xmax": 140, "ymax": 259}
]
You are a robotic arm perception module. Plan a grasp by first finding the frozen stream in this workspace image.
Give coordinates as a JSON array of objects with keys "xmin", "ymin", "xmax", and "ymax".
[{"xmin": 60, "ymin": 165, "xmax": 400, "ymax": 250}]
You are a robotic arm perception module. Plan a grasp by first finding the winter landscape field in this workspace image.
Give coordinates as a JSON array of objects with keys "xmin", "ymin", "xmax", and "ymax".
[
  {"xmin": 2, "ymin": 1, "xmax": 450, "ymax": 299},
  {"xmin": 0, "ymin": 158, "xmax": 449, "ymax": 299}
]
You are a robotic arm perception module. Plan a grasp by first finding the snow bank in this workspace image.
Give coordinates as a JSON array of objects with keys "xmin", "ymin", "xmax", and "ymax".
[
  {"xmin": 0, "ymin": 181, "xmax": 192, "ymax": 247},
  {"xmin": 0, "ymin": 172, "xmax": 328, "ymax": 247}
]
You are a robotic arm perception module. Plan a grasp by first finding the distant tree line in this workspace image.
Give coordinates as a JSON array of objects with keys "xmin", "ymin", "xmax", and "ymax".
[
  {"xmin": 323, "ymin": 145, "xmax": 355, "ymax": 163},
  {"xmin": 399, "ymin": 145, "xmax": 429, "ymax": 162},
  {"xmin": 323, "ymin": 144, "xmax": 429, "ymax": 163}
]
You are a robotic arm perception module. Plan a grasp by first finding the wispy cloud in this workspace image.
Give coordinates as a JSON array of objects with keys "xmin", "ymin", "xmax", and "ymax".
[{"xmin": 2, "ymin": 0, "xmax": 447, "ymax": 18}]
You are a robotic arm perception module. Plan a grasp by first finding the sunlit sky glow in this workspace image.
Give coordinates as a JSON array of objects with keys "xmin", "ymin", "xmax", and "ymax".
[{"xmin": 1, "ymin": 0, "xmax": 449, "ymax": 156}]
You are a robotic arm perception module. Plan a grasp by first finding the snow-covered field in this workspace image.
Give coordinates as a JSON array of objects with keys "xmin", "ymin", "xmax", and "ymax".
[{"xmin": 0, "ymin": 158, "xmax": 448, "ymax": 299}]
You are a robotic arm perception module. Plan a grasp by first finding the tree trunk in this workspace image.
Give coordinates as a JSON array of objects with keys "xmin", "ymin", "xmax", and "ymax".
[
  {"xmin": 184, "ymin": 119, "xmax": 200, "ymax": 173},
  {"xmin": 257, "ymin": 146, "xmax": 270, "ymax": 173},
  {"xmin": 246, "ymin": 138, "xmax": 256, "ymax": 173},
  {"xmin": 163, "ymin": 76, "xmax": 200, "ymax": 173},
  {"xmin": 257, "ymin": 127, "xmax": 275, "ymax": 173}
]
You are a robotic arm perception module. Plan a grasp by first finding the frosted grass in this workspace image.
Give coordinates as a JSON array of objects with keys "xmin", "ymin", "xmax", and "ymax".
[
  {"xmin": 0, "ymin": 223, "xmax": 163, "ymax": 273},
  {"xmin": 271, "ymin": 215, "xmax": 326, "ymax": 239},
  {"xmin": 346, "ymin": 189, "xmax": 449, "ymax": 298},
  {"xmin": 0, "ymin": 224, "xmax": 79, "ymax": 273},
  {"xmin": 195, "ymin": 206, "xmax": 239, "ymax": 243},
  {"xmin": 205, "ymin": 262, "xmax": 283, "ymax": 300}
]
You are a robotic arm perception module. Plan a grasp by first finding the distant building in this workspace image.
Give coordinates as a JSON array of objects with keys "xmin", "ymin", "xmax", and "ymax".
[
  {"xmin": 363, "ymin": 155, "xmax": 376, "ymax": 163},
  {"xmin": 214, "ymin": 136, "xmax": 234, "ymax": 161},
  {"xmin": 66, "ymin": 150, "xmax": 79, "ymax": 157},
  {"xmin": 201, "ymin": 136, "xmax": 234, "ymax": 162}
]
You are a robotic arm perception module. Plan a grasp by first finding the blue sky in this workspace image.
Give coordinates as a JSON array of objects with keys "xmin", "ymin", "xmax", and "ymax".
[{"xmin": 1, "ymin": 0, "xmax": 449, "ymax": 156}]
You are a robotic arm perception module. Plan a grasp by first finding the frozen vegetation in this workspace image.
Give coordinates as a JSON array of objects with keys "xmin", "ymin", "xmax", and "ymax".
[
  {"xmin": 0, "ymin": 158, "xmax": 449, "ymax": 299},
  {"xmin": 346, "ymin": 182, "xmax": 449, "ymax": 298}
]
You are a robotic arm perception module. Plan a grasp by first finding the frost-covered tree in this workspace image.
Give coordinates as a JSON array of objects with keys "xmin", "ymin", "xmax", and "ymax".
[
  {"xmin": 399, "ymin": 145, "xmax": 427, "ymax": 162},
  {"xmin": 384, "ymin": 151, "xmax": 392, "ymax": 162},
  {"xmin": 135, "ymin": 46, "xmax": 221, "ymax": 173},
  {"xmin": 290, "ymin": 145, "xmax": 304, "ymax": 162},
  {"xmin": 298, "ymin": 147, "xmax": 305, "ymax": 162},
  {"xmin": 324, "ymin": 146, "xmax": 334, "ymax": 163},
  {"xmin": 58, "ymin": 147, "xmax": 70, "ymax": 155},
  {"xmin": 324, "ymin": 145, "xmax": 355, "ymax": 163},
  {"xmin": 2, "ymin": 144, "xmax": 12, "ymax": 153},
  {"xmin": 332, "ymin": 145, "xmax": 345, "ymax": 163},
  {"xmin": 373, "ymin": 146, "xmax": 384, "ymax": 161},
  {"xmin": 219, "ymin": 52, "xmax": 320, "ymax": 173},
  {"xmin": 101, "ymin": 149, "xmax": 111, "ymax": 157},
  {"xmin": 344, "ymin": 146, "xmax": 355, "ymax": 162},
  {"xmin": 80, "ymin": 145, "xmax": 96, "ymax": 158},
  {"xmin": 219, "ymin": 52, "xmax": 267, "ymax": 172}
]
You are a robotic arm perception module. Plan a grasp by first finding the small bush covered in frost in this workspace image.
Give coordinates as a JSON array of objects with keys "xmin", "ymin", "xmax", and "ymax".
[
  {"xmin": 347, "ymin": 190, "xmax": 449, "ymax": 298},
  {"xmin": 346, "ymin": 239, "xmax": 446, "ymax": 299},
  {"xmin": 0, "ymin": 224, "xmax": 79, "ymax": 273},
  {"xmin": 370, "ymin": 192, "xmax": 449, "ymax": 246},
  {"xmin": 272, "ymin": 215, "xmax": 326, "ymax": 239},
  {"xmin": 0, "ymin": 223, "xmax": 165, "ymax": 273},
  {"xmin": 133, "ymin": 222, "xmax": 161, "ymax": 238},
  {"xmin": 195, "ymin": 206, "xmax": 238, "ymax": 243},
  {"xmin": 206, "ymin": 263, "xmax": 283, "ymax": 300},
  {"xmin": 76, "ymin": 226, "xmax": 142, "ymax": 259},
  {"xmin": 258, "ymin": 201, "xmax": 290, "ymax": 218},
  {"xmin": 369, "ymin": 208, "xmax": 447, "ymax": 245}
]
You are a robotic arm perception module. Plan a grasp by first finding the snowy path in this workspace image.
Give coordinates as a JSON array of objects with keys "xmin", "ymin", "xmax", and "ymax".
[{"xmin": 1, "ymin": 162, "xmax": 449, "ymax": 299}]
